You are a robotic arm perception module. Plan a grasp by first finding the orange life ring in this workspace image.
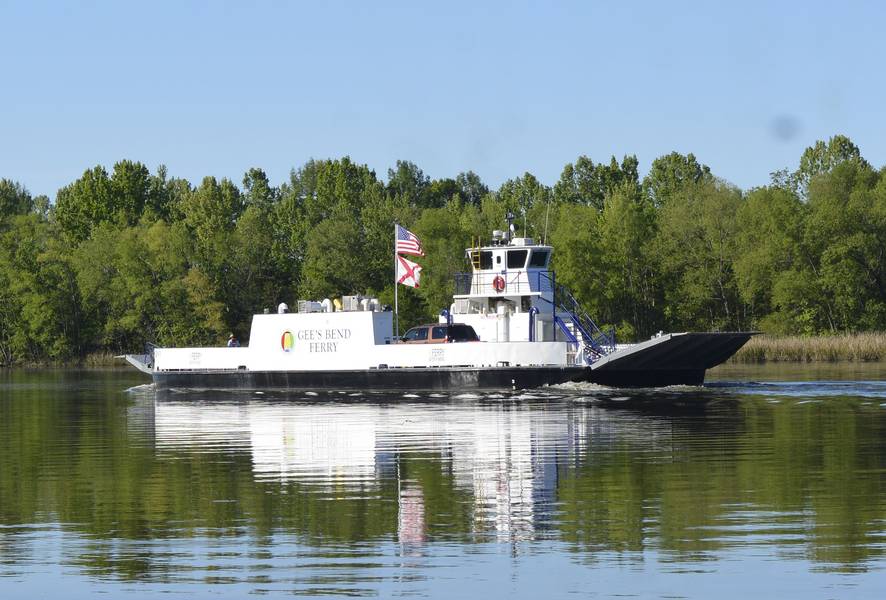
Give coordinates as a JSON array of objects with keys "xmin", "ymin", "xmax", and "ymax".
[{"xmin": 493, "ymin": 275, "xmax": 506, "ymax": 293}]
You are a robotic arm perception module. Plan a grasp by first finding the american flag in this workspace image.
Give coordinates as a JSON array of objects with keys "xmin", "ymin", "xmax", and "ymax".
[{"xmin": 396, "ymin": 224, "xmax": 424, "ymax": 256}]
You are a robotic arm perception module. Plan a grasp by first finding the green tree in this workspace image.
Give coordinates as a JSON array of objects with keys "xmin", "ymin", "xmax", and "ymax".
[
  {"xmin": 387, "ymin": 160, "xmax": 431, "ymax": 208},
  {"xmin": 53, "ymin": 161, "xmax": 167, "ymax": 241},
  {"xmin": 295, "ymin": 157, "xmax": 389, "ymax": 299},
  {"xmin": 54, "ymin": 165, "xmax": 114, "ymax": 242},
  {"xmin": 654, "ymin": 179, "xmax": 744, "ymax": 331},
  {"xmin": 414, "ymin": 204, "xmax": 472, "ymax": 318},
  {"xmin": 554, "ymin": 155, "xmax": 640, "ymax": 210},
  {"xmin": 643, "ymin": 152, "xmax": 711, "ymax": 208},
  {"xmin": 179, "ymin": 176, "xmax": 244, "ymax": 292},
  {"xmin": 360, "ymin": 193, "xmax": 413, "ymax": 294},
  {"xmin": 548, "ymin": 204, "xmax": 607, "ymax": 325},
  {"xmin": 455, "ymin": 171, "xmax": 489, "ymax": 206},
  {"xmin": 733, "ymin": 186, "xmax": 806, "ymax": 333},
  {"xmin": 0, "ymin": 179, "xmax": 33, "ymax": 226},
  {"xmin": 74, "ymin": 220, "xmax": 226, "ymax": 351},
  {"xmin": 804, "ymin": 160, "xmax": 884, "ymax": 331},
  {"xmin": 242, "ymin": 167, "xmax": 278, "ymax": 210},
  {"xmin": 108, "ymin": 160, "xmax": 153, "ymax": 225},
  {"xmin": 0, "ymin": 215, "xmax": 84, "ymax": 361},
  {"xmin": 796, "ymin": 134, "xmax": 868, "ymax": 198},
  {"xmin": 598, "ymin": 183, "xmax": 661, "ymax": 339},
  {"xmin": 771, "ymin": 134, "xmax": 869, "ymax": 199},
  {"xmin": 224, "ymin": 204, "xmax": 290, "ymax": 335},
  {"xmin": 301, "ymin": 218, "xmax": 368, "ymax": 298},
  {"xmin": 496, "ymin": 172, "xmax": 552, "ymax": 241}
]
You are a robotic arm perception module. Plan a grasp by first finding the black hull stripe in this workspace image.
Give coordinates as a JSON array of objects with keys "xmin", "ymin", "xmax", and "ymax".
[
  {"xmin": 150, "ymin": 366, "xmax": 708, "ymax": 391},
  {"xmin": 153, "ymin": 367, "xmax": 586, "ymax": 391}
]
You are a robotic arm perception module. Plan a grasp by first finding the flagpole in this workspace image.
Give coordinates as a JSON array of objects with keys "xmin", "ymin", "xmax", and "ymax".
[{"xmin": 394, "ymin": 222, "xmax": 399, "ymax": 339}]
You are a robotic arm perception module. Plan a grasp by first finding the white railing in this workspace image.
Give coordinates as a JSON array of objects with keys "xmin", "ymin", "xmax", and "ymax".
[{"xmin": 454, "ymin": 270, "xmax": 554, "ymax": 296}]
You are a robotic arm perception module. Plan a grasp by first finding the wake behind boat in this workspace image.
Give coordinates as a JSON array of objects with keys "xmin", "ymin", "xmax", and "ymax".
[{"xmin": 126, "ymin": 220, "xmax": 753, "ymax": 391}]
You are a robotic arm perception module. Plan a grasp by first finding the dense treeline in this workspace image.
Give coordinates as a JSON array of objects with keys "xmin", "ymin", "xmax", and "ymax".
[{"xmin": 1, "ymin": 134, "xmax": 885, "ymax": 364}]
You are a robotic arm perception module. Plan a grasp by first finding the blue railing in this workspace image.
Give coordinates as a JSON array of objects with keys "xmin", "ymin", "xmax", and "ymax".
[
  {"xmin": 553, "ymin": 315, "xmax": 578, "ymax": 343},
  {"xmin": 539, "ymin": 272, "xmax": 616, "ymax": 359}
]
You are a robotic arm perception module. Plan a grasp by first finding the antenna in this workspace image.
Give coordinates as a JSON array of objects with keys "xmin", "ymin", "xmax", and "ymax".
[
  {"xmin": 505, "ymin": 211, "xmax": 515, "ymax": 241},
  {"xmin": 543, "ymin": 196, "xmax": 551, "ymax": 245}
]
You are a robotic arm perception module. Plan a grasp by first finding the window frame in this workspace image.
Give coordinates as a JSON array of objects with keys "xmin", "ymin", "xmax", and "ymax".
[
  {"xmin": 528, "ymin": 249, "xmax": 550, "ymax": 268},
  {"xmin": 403, "ymin": 327, "xmax": 428, "ymax": 342},
  {"xmin": 479, "ymin": 251, "xmax": 493, "ymax": 270},
  {"xmin": 507, "ymin": 249, "xmax": 528, "ymax": 269}
]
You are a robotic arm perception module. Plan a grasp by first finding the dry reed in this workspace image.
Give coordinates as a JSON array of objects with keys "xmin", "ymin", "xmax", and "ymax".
[
  {"xmin": 82, "ymin": 352, "xmax": 123, "ymax": 367},
  {"xmin": 733, "ymin": 332, "xmax": 886, "ymax": 362}
]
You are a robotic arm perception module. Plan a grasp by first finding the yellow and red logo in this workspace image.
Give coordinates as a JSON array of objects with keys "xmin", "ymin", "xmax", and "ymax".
[{"xmin": 281, "ymin": 331, "xmax": 294, "ymax": 352}]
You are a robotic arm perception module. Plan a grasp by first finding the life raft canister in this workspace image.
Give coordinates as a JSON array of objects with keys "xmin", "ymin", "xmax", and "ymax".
[{"xmin": 493, "ymin": 275, "xmax": 506, "ymax": 293}]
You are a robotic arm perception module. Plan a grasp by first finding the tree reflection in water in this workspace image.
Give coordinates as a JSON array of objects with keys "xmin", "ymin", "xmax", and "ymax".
[{"xmin": 0, "ymin": 370, "xmax": 885, "ymax": 594}]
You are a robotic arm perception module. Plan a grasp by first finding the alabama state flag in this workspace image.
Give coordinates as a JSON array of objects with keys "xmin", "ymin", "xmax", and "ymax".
[{"xmin": 397, "ymin": 255, "xmax": 422, "ymax": 288}]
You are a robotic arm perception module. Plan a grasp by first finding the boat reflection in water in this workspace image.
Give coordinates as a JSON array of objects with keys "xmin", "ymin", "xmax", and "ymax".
[
  {"xmin": 132, "ymin": 380, "xmax": 886, "ymax": 593},
  {"xmin": 3, "ymin": 370, "xmax": 885, "ymax": 598},
  {"xmin": 150, "ymin": 390, "xmax": 677, "ymax": 546}
]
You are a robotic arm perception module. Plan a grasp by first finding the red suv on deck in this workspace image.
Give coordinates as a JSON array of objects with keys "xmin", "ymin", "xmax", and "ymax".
[{"xmin": 400, "ymin": 323, "xmax": 480, "ymax": 344}]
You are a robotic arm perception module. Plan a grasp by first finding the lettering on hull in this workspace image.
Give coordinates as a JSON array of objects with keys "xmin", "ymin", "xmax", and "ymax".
[
  {"xmin": 288, "ymin": 328, "xmax": 352, "ymax": 353},
  {"xmin": 309, "ymin": 342, "xmax": 338, "ymax": 353}
]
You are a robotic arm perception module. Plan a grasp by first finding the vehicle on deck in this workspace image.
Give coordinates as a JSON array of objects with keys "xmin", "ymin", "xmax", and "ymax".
[{"xmin": 400, "ymin": 324, "xmax": 480, "ymax": 344}]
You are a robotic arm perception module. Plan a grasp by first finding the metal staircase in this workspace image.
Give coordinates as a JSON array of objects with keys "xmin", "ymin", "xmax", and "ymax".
[{"xmin": 539, "ymin": 274, "xmax": 616, "ymax": 363}]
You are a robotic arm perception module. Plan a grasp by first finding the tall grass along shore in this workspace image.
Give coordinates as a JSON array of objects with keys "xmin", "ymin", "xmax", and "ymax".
[{"xmin": 733, "ymin": 332, "xmax": 886, "ymax": 363}]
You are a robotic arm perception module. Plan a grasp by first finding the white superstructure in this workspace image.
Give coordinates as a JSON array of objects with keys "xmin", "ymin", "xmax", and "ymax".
[{"xmin": 445, "ymin": 234, "xmax": 559, "ymax": 344}]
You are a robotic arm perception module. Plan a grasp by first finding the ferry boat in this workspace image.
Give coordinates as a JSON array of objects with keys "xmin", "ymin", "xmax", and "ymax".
[{"xmin": 125, "ymin": 225, "xmax": 752, "ymax": 391}]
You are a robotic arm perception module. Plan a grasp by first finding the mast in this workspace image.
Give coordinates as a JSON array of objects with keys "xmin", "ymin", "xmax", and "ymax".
[{"xmin": 394, "ymin": 222, "xmax": 399, "ymax": 338}]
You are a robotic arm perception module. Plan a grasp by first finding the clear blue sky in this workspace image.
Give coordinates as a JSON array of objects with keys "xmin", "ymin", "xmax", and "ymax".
[{"xmin": 2, "ymin": 0, "xmax": 884, "ymax": 198}]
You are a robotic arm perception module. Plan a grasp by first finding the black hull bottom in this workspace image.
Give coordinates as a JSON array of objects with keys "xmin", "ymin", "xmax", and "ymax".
[{"xmin": 152, "ymin": 366, "xmax": 587, "ymax": 392}]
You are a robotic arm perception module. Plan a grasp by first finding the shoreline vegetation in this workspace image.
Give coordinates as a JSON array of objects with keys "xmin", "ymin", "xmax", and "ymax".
[
  {"xmin": 0, "ymin": 352, "xmax": 122, "ymax": 369},
  {"xmin": 2, "ymin": 134, "xmax": 886, "ymax": 367},
  {"xmin": 732, "ymin": 332, "xmax": 886, "ymax": 363}
]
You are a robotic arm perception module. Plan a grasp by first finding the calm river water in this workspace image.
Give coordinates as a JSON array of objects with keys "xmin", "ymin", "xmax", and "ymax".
[{"xmin": 1, "ymin": 365, "xmax": 885, "ymax": 599}]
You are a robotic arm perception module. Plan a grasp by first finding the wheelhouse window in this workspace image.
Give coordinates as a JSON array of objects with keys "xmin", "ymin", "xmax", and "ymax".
[
  {"xmin": 479, "ymin": 251, "xmax": 493, "ymax": 270},
  {"xmin": 507, "ymin": 249, "xmax": 528, "ymax": 269},
  {"xmin": 528, "ymin": 249, "xmax": 550, "ymax": 268}
]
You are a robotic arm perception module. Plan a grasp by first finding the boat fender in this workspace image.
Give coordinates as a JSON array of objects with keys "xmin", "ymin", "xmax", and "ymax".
[{"xmin": 493, "ymin": 275, "xmax": 506, "ymax": 293}]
